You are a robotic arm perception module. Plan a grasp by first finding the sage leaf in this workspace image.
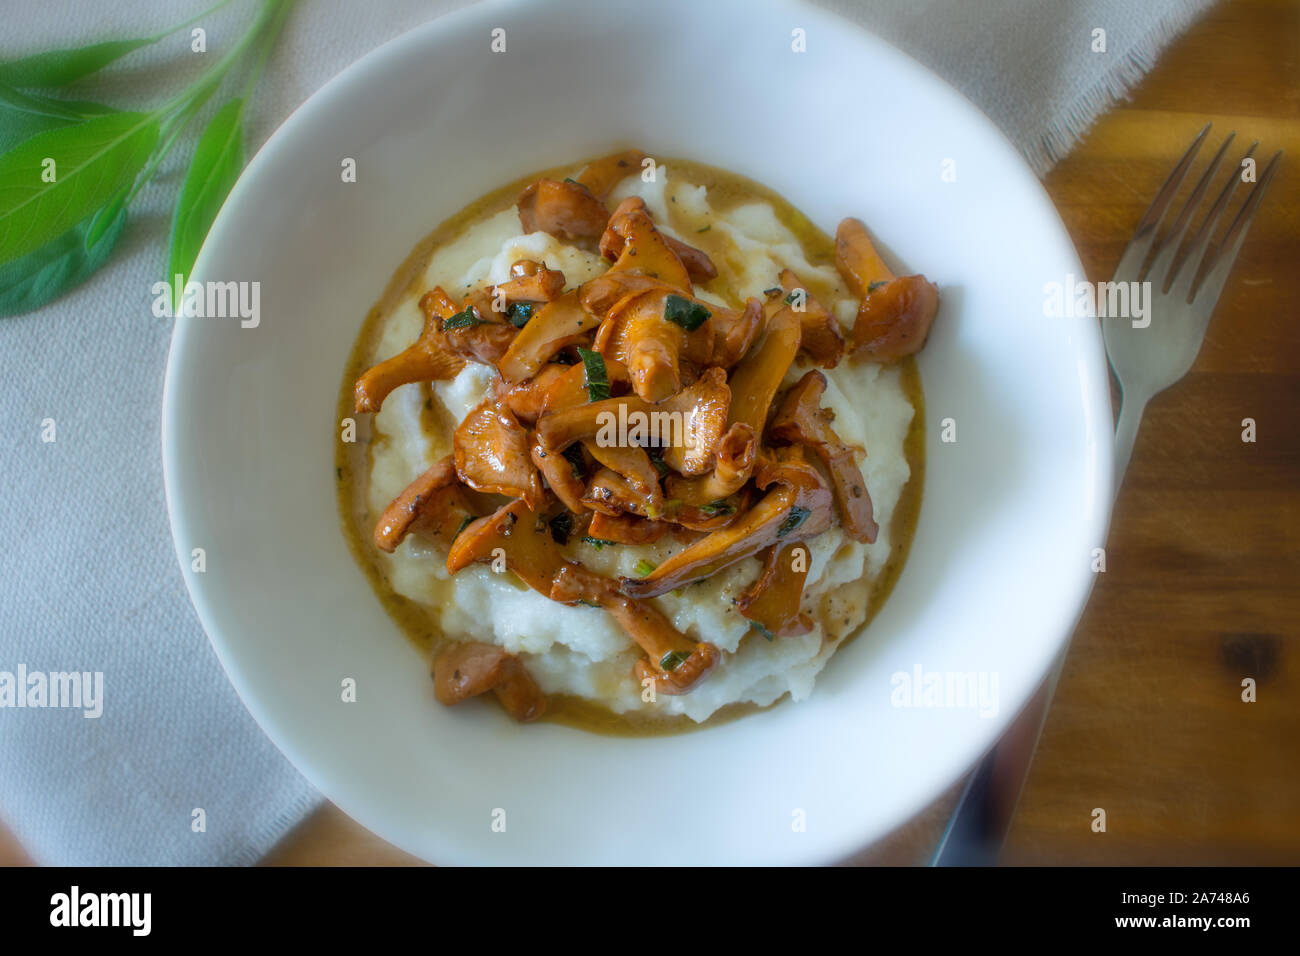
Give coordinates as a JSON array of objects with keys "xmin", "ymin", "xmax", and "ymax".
[
  {"xmin": 0, "ymin": 110, "xmax": 158, "ymax": 265},
  {"xmin": 166, "ymin": 97, "xmax": 245, "ymax": 305},
  {"xmin": 0, "ymin": 84, "xmax": 116, "ymax": 154},
  {"xmin": 0, "ymin": 38, "xmax": 155, "ymax": 89},
  {"xmin": 0, "ymin": 189, "xmax": 128, "ymax": 317}
]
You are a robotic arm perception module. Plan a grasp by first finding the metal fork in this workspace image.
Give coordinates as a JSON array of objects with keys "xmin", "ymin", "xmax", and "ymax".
[
  {"xmin": 931, "ymin": 124, "xmax": 1281, "ymax": 866},
  {"xmin": 1107, "ymin": 123, "xmax": 1282, "ymax": 481}
]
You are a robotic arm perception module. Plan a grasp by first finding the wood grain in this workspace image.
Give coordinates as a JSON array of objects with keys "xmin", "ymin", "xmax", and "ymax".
[
  {"xmin": 1003, "ymin": 0, "xmax": 1300, "ymax": 865},
  {"xmin": 2, "ymin": 0, "xmax": 1294, "ymax": 868}
]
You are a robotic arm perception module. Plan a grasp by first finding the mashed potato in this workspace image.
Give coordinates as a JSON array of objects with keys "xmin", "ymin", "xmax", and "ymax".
[{"xmin": 357, "ymin": 164, "xmax": 916, "ymax": 724}]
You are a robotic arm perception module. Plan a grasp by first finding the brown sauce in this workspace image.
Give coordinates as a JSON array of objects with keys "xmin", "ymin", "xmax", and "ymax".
[{"xmin": 335, "ymin": 153, "xmax": 925, "ymax": 736}]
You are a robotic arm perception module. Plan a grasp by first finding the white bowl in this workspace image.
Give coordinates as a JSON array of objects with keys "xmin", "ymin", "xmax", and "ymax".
[{"xmin": 163, "ymin": 0, "xmax": 1113, "ymax": 865}]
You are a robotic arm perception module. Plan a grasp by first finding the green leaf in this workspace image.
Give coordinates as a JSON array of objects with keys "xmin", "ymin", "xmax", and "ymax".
[
  {"xmin": 0, "ymin": 111, "xmax": 158, "ymax": 265},
  {"xmin": 166, "ymin": 97, "xmax": 245, "ymax": 307},
  {"xmin": 777, "ymin": 506, "xmax": 811, "ymax": 539},
  {"xmin": 577, "ymin": 346, "xmax": 610, "ymax": 401},
  {"xmin": 443, "ymin": 309, "xmax": 483, "ymax": 331},
  {"xmin": 0, "ymin": 38, "xmax": 155, "ymax": 89},
  {"xmin": 507, "ymin": 300, "xmax": 536, "ymax": 328},
  {"xmin": 0, "ymin": 189, "xmax": 128, "ymax": 317},
  {"xmin": 663, "ymin": 293, "xmax": 710, "ymax": 331},
  {"xmin": 660, "ymin": 649, "xmax": 691, "ymax": 671},
  {"xmin": 0, "ymin": 85, "xmax": 117, "ymax": 153}
]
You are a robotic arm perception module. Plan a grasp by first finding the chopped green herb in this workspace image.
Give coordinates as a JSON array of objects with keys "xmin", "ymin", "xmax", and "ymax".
[
  {"xmin": 563, "ymin": 177, "xmax": 581, "ymax": 185},
  {"xmin": 660, "ymin": 649, "xmax": 692, "ymax": 671},
  {"xmin": 577, "ymin": 346, "xmax": 611, "ymax": 401},
  {"xmin": 777, "ymin": 506, "xmax": 811, "ymax": 538},
  {"xmin": 784, "ymin": 289, "xmax": 803, "ymax": 305},
  {"xmin": 699, "ymin": 499, "xmax": 734, "ymax": 517},
  {"xmin": 868, "ymin": 279, "xmax": 888, "ymax": 293},
  {"xmin": 507, "ymin": 301, "xmax": 537, "ymax": 328},
  {"xmin": 663, "ymin": 294, "xmax": 711, "ymax": 332},
  {"xmin": 696, "ymin": 224, "xmax": 711, "ymax": 233},
  {"xmin": 440, "ymin": 307, "xmax": 481, "ymax": 331},
  {"xmin": 749, "ymin": 620, "xmax": 776, "ymax": 642},
  {"xmin": 562, "ymin": 443, "xmax": 586, "ymax": 479},
  {"xmin": 452, "ymin": 515, "xmax": 475, "ymax": 542},
  {"xmin": 647, "ymin": 446, "xmax": 670, "ymax": 478},
  {"xmin": 548, "ymin": 512, "xmax": 574, "ymax": 545},
  {"xmin": 633, "ymin": 559, "xmax": 657, "ymax": 577},
  {"xmin": 582, "ymin": 535, "xmax": 616, "ymax": 550},
  {"xmin": 762, "ymin": 286, "xmax": 783, "ymax": 297}
]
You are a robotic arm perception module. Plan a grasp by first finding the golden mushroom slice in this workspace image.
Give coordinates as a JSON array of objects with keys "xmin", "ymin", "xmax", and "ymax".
[
  {"xmin": 594, "ymin": 287, "xmax": 716, "ymax": 403},
  {"xmin": 835, "ymin": 217, "xmax": 939, "ymax": 361},
  {"xmin": 707, "ymin": 296, "xmax": 764, "ymax": 369},
  {"xmin": 446, "ymin": 499, "xmax": 567, "ymax": 588},
  {"xmin": 579, "ymin": 271, "xmax": 676, "ymax": 319},
  {"xmin": 439, "ymin": 288, "xmax": 519, "ymax": 367},
  {"xmin": 530, "ymin": 430, "xmax": 589, "ymax": 514},
  {"xmin": 535, "ymin": 367, "xmax": 729, "ymax": 478},
  {"xmin": 549, "ymin": 564, "xmax": 720, "ymax": 696},
  {"xmin": 600, "ymin": 200, "xmax": 693, "ymax": 292},
  {"xmin": 582, "ymin": 468, "xmax": 740, "ymax": 532},
  {"xmin": 601, "ymin": 196, "xmax": 717, "ymax": 282},
  {"xmin": 453, "ymin": 399, "xmax": 546, "ymax": 511},
  {"xmin": 432, "ymin": 641, "xmax": 547, "ymax": 723},
  {"xmin": 491, "ymin": 260, "xmax": 566, "ymax": 306},
  {"xmin": 734, "ymin": 542, "xmax": 815, "ymax": 639},
  {"xmin": 770, "ymin": 369, "xmax": 878, "ymax": 543},
  {"xmin": 587, "ymin": 510, "xmax": 669, "ymax": 545},
  {"xmin": 447, "ymin": 499, "xmax": 719, "ymax": 696},
  {"xmin": 372, "ymin": 454, "xmax": 468, "ymax": 553},
  {"xmin": 497, "ymin": 290, "xmax": 599, "ymax": 383},
  {"xmin": 583, "ymin": 441, "xmax": 664, "ymax": 516},
  {"xmin": 580, "ymin": 467, "xmax": 650, "ymax": 517},
  {"xmin": 620, "ymin": 448, "xmax": 834, "ymax": 599},
  {"xmin": 537, "ymin": 356, "xmax": 632, "ymax": 417},
  {"xmin": 516, "ymin": 178, "xmax": 609, "ymax": 240},
  {"xmin": 353, "ymin": 286, "xmax": 466, "ymax": 413},
  {"xmin": 725, "ymin": 304, "xmax": 801, "ymax": 437},
  {"xmin": 502, "ymin": 363, "xmax": 570, "ymax": 426},
  {"xmin": 775, "ymin": 267, "xmax": 845, "ymax": 367},
  {"xmin": 665, "ymin": 421, "xmax": 757, "ymax": 506},
  {"xmin": 575, "ymin": 149, "xmax": 646, "ymax": 199}
]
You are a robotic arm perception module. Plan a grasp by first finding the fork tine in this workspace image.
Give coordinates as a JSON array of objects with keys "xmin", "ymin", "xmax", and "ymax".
[
  {"xmin": 1169, "ymin": 141, "xmax": 1258, "ymax": 302},
  {"xmin": 1112, "ymin": 123, "xmax": 1211, "ymax": 279},
  {"xmin": 1189, "ymin": 150, "xmax": 1282, "ymax": 305},
  {"xmin": 1148, "ymin": 132, "xmax": 1235, "ymax": 289}
]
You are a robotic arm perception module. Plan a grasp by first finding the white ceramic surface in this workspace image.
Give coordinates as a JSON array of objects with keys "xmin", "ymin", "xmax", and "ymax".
[{"xmin": 163, "ymin": 0, "xmax": 1113, "ymax": 865}]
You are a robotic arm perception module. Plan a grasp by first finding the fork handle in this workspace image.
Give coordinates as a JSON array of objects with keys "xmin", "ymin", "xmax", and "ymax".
[{"xmin": 1113, "ymin": 391, "xmax": 1150, "ymax": 485}]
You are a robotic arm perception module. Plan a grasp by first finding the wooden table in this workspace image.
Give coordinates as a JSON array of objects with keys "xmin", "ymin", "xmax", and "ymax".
[{"xmin": 3, "ymin": 0, "xmax": 1296, "ymax": 867}]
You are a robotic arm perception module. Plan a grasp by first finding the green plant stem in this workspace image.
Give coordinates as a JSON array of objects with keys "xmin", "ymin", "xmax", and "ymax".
[
  {"xmin": 239, "ymin": 0, "xmax": 292, "ymax": 99},
  {"xmin": 128, "ymin": 0, "xmax": 289, "ymax": 202},
  {"xmin": 153, "ymin": 0, "xmax": 284, "ymax": 120},
  {"xmin": 152, "ymin": 0, "xmax": 240, "ymax": 43},
  {"xmin": 125, "ymin": 86, "xmax": 216, "ymax": 202}
]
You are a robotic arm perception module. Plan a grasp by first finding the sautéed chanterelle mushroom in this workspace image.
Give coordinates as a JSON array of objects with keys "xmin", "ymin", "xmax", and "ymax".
[{"xmin": 338, "ymin": 150, "xmax": 938, "ymax": 732}]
